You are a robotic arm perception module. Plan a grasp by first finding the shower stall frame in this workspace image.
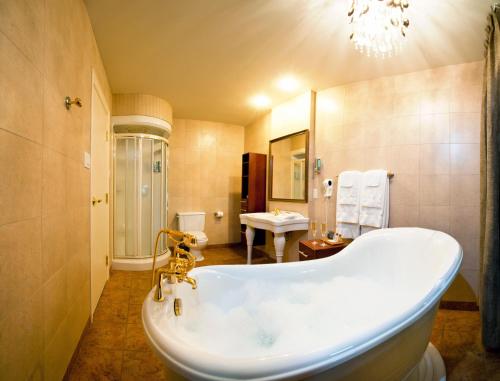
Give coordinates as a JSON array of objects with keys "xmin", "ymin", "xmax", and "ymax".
[{"xmin": 111, "ymin": 115, "xmax": 172, "ymax": 271}]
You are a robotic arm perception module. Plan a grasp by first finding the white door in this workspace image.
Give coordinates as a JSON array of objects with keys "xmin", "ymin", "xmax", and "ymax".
[{"xmin": 90, "ymin": 72, "xmax": 110, "ymax": 315}]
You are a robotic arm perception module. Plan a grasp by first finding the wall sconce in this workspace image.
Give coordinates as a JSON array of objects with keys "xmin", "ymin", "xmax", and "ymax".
[{"xmin": 65, "ymin": 96, "xmax": 82, "ymax": 110}]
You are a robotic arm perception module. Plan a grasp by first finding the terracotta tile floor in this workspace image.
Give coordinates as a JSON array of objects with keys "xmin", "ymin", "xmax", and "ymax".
[{"xmin": 68, "ymin": 246, "xmax": 500, "ymax": 380}]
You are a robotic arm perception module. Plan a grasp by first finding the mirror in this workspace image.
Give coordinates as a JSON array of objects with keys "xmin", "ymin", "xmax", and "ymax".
[{"xmin": 269, "ymin": 130, "xmax": 309, "ymax": 202}]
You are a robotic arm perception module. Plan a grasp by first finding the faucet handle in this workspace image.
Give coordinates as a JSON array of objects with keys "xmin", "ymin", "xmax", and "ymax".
[
  {"xmin": 152, "ymin": 228, "xmax": 199, "ymax": 298},
  {"xmin": 165, "ymin": 243, "xmax": 197, "ymax": 284}
]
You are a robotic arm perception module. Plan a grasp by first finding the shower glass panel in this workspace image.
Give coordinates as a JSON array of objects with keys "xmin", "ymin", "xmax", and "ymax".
[
  {"xmin": 141, "ymin": 138, "xmax": 152, "ymax": 257},
  {"xmin": 114, "ymin": 139, "xmax": 127, "ymax": 257},
  {"xmin": 153, "ymin": 139, "xmax": 165, "ymax": 251},
  {"xmin": 114, "ymin": 134, "xmax": 168, "ymax": 259},
  {"xmin": 125, "ymin": 139, "xmax": 138, "ymax": 257}
]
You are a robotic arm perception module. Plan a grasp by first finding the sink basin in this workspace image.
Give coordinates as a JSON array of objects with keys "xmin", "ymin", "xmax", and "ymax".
[
  {"xmin": 240, "ymin": 212, "xmax": 308, "ymax": 227},
  {"xmin": 240, "ymin": 212, "xmax": 309, "ymax": 264}
]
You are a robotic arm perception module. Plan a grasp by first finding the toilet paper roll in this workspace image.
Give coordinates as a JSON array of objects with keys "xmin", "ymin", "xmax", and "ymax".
[{"xmin": 214, "ymin": 211, "xmax": 224, "ymax": 218}]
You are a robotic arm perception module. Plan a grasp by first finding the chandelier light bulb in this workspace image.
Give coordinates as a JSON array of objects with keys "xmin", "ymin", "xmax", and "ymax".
[{"xmin": 348, "ymin": 0, "xmax": 410, "ymax": 59}]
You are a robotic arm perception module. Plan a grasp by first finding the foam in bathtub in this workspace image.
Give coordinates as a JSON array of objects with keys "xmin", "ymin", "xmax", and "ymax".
[{"xmin": 173, "ymin": 276, "xmax": 426, "ymax": 358}]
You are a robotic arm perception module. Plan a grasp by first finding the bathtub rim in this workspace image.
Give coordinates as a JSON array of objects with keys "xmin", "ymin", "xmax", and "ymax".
[{"xmin": 142, "ymin": 228, "xmax": 463, "ymax": 381}]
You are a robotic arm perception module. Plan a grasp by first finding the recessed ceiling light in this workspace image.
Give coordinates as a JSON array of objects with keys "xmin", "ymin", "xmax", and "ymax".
[
  {"xmin": 276, "ymin": 75, "xmax": 299, "ymax": 92},
  {"xmin": 249, "ymin": 94, "xmax": 271, "ymax": 109}
]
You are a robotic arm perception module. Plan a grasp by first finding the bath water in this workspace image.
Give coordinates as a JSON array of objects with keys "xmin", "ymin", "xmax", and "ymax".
[{"xmin": 174, "ymin": 276, "xmax": 423, "ymax": 358}]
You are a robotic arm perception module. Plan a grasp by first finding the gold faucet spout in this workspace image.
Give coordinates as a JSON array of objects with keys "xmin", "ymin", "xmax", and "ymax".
[{"xmin": 184, "ymin": 276, "xmax": 197, "ymax": 289}]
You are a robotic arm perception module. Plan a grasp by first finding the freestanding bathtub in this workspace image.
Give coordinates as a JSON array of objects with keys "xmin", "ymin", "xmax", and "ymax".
[{"xmin": 142, "ymin": 228, "xmax": 462, "ymax": 381}]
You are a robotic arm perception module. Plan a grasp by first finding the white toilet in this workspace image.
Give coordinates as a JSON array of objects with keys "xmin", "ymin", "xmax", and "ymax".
[{"xmin": 176, "ymin": 212, "xmax": 208, "ymax": 261}]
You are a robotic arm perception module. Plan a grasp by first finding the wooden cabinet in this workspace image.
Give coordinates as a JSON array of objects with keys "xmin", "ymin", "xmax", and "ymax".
[
  {"xmin": 298, "ymin": 240, "xmax": 350, "ymax": 261},
  {"xmin": 241, "ymin": 153, "xmax": 267, "ymax": 245}
]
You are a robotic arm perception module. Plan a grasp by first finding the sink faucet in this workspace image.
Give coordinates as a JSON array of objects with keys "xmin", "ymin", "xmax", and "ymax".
[
  {"xmin": 273, "ymin": 208, "xmax": 280, "ymax": 216},
  {"xmin": 151, "ymin": 229, "xmax": 198, "ymax": 306}
]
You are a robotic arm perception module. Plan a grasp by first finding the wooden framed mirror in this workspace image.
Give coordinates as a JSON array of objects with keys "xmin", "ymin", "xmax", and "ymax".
[{"xmin": 268, "ymin": 130, "xmax": 309, "ymax": 202}]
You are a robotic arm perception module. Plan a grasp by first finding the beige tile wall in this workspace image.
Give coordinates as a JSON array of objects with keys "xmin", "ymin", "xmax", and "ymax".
[
  {"xmin": 168, "ymin": 119, "xmax": 244, "ymax": 245},
  {"xmin": 244, "ymin": 112, "xmax": 272, "ymax": 154},
  {"xmin": 0, "ymin": 0, "xmax": 111, "ymax": 379},
  {"xmin": 314, "ymin": 61, "xmax": 482, "ymax": 299}
]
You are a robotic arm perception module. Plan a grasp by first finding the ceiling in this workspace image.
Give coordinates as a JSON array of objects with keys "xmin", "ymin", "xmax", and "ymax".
[{"xmin": 85, "ymin": 0, "xmax": 492, "ymax": 126}]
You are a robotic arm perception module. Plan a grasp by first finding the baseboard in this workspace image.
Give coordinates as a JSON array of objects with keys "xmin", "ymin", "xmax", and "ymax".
[
  {"xmin": 439, "ymin": 300, "xmax": 479, "ymax": 311},
  {"xmin": 63, "ymin": 317, "xmax": 90, "ymax": 380}
]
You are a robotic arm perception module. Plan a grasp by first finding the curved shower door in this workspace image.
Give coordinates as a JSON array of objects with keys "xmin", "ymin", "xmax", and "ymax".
[{"xmin": 114, "ymin": 134, "xmax": 168, "ymax": 259}]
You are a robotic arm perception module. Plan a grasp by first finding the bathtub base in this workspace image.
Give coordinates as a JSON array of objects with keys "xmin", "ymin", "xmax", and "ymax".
[
  {"xmin": 404, "ymin": 343, "xmax": 446, "ymax": 381},
  {"xmin": 156, "ymin": 343, "xmax": 447, "ymax": 381}
]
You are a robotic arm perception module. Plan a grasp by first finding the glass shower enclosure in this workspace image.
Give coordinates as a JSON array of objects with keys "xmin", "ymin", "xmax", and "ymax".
[{"xmin": 113, "ymin": 133, "xmax": 169, "ymax": 268}]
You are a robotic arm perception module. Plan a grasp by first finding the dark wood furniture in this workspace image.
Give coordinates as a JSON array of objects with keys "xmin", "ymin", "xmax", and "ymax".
[
  {"xmin": 298, "ymin": 239, "xmax": 350, "ymax": 261},
  {"xmin": 240, "ymin": 153, "xmax": 267, "ymax": 245}
]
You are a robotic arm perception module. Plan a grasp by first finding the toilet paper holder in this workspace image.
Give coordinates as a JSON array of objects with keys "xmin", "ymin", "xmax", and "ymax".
[{"xmin": 214, "ymin": 211, "xmax": 224, "ymax": 218}]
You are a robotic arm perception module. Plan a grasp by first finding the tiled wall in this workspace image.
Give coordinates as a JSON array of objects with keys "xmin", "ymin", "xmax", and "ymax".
[
  {"xmin": 168, "ymin": 119, "xmax": 244, "ymax": 245},
  {"xmin": 0, "ymin": 0, "xmax": 111, "ymax": 379},
  {"xmin": 314, "ymin": 61, "xmax": 482, "ymax": 298}
]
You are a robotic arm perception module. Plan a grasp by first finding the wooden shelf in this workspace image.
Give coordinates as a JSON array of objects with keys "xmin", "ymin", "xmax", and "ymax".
[{"xmin": 240, "ymin": 152, "xmax": 267, "ymax": 246}]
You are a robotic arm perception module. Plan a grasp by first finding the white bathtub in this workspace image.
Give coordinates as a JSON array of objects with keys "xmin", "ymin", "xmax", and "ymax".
[{"xmin": 142, "ymin": 228, "xmax": 462, "ymax": 381}]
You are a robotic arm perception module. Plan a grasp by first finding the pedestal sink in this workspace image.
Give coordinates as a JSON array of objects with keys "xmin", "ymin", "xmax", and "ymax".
[{"xmin": 239, "ymin": 212, "xmax": 309, "ymax": 264}]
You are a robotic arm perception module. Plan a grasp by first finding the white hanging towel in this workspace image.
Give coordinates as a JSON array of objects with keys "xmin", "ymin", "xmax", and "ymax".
[
  {"xmin": 359, "ymin": 169, "xmax": 390, "ymax": 234},
  {"xmin": 336, "ymin": 170, "xmax": 362, "ymax": 239}
]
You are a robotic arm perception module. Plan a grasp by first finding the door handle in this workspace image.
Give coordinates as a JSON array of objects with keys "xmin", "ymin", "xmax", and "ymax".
[{"xmin": 92, "ymin": 197, "xmax": 103, "ymax": 206}]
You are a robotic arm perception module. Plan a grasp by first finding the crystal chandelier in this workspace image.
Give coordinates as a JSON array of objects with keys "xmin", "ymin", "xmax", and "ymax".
[{"xmin": 348, "ymin": 0, "xmax": 410, "ymax": 58}]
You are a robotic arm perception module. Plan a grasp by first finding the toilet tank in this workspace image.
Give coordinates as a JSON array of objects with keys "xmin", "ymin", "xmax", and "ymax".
[{"xmin": 177, "ymin": 212, "xmax": 205, "ymax": 231}]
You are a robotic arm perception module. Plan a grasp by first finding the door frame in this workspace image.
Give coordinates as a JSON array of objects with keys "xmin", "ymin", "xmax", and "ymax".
[{"xmin": 90, "ymin": 69, "xmax": 111, "ymax": 319}]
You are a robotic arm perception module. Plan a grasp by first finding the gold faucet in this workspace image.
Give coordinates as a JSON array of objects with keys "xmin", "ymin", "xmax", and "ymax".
[
  {"xmin": 151, "ymin": 229, "xmax": 198, "ymax": 304},
  {"xmin": 273, "ymin": 208, "xmax": 280, "ymax": 216}
]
